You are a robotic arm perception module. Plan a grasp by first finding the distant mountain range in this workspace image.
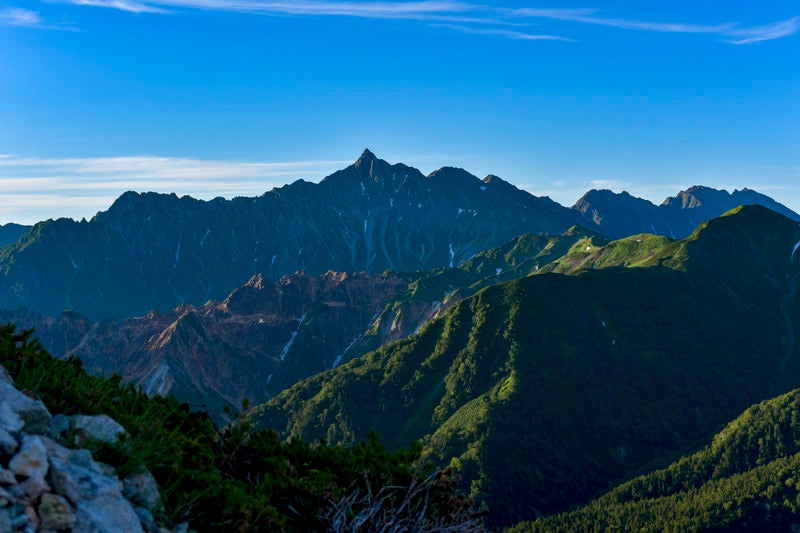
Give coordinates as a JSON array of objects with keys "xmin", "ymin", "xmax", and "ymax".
[
  {"xmin": 0, "ymin": 222, "xmax": 31, "ymax": 247},
  {"xmin": 1, "ymin": 150, "xmax": 796, "ymax": 321},
  {"xmin": 3, "ymin": 150, "xmax": 800, "ymax": 529},
  {"xmin": 1, "ymin": 227, "xmax": 600, "ymax": 423},
  {"xmin": 574, "ymin": 185, "xmax": 800, "ymax": 239},
  {"xmin": 247, "ymin": 205, "xmax": 800, "ymax": 528}
]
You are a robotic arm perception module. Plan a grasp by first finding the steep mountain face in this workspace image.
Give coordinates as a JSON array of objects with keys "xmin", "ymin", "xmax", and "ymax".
[
  {"xmin": 0, "ymin": 150, "xmax": 589, "ymax": 320},
  {"xmin": 351, "ymin": 226, "xmax": 604, "ymax": 357},
  {"xmin": 248, "ymin": 205, "xmax": 800, "ymax": 528},
  {"xmin": 1, "ymin": 228, "xmax": 601, "ymax": 423},
  {"xmin": 1, "ymin": 271, "xmax": 408, "ymax": 423},
  {"xmin": 573, "ymin": 185, "xmax": 800, "ymax": 239},
  {"xmin": 0, "ymin": 223, "xmax": 31, "ymax": 247}
]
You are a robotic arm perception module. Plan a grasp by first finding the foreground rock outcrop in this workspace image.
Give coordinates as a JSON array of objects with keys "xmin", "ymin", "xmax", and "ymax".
[{"xmin": 0, "ymin": 365, "xmax": 182, "ymax": 532}]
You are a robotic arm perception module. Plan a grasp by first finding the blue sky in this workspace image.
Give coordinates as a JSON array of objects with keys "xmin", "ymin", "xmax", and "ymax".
[{"xmin": 1, "ymin": 1, "xmax": 798, "ymax": 224}]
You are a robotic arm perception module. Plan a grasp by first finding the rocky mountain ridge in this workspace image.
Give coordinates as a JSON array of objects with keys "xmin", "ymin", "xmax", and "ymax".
[
  {"xmin": 0, "ymin": 150, "xmax": 588, "ymax": 320},
  {"xmin": 0, "ymin": 227, "xmax": 597, "ymax": 423},
  {"xmin": 4, "ymin": 150, "xmax": 796, "ymax": 322},
  {"xmin": 0, "ymin": 270, "xmax": 409, "ymax": 423},
  {"xmin": 573, "ymin": 185, "xmax": 800, "ymax": 239}
]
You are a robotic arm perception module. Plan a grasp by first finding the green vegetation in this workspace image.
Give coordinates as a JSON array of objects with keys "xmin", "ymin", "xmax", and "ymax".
[
  {"xmin": 0, "ymin": 324, "xmax": 481, "ymax": 532},
  {"xmin": 250, "ymin": 205, "xmax": 800, "ymax": 528},
  {"xmin": 513, "ymin": 389, "xmax": 800, "ymax": 532}
]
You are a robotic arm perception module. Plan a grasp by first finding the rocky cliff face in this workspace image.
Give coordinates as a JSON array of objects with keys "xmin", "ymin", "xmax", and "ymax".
[
  {"xmin": 0, "ymin": 150, "xmax": 589, "ymax": 320},
  {"xmin": 1, "ymin": 271, "xmax": 409, "ymax": 423},
  {"xmin": 0, "ymin": 365, "xmax": 179, "ymax": 533},
  {"xmin": 573, "ymin": 185, "xmax": 800, "ymax": 239}
]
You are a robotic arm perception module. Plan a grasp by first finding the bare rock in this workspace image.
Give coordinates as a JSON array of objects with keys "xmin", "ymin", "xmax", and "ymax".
[
  {"xmin": 19, "ymin": 474, "xmax": 50, "ymax": 499},
  {"xmin": 0, "ymin": 486, "xmax": 11, "ymax": 506},
  {"xmin": 123, "ymin": 471, "xmax": 161, "ymax": 512},
  {"xmin": 0, "ymin": 380, "xmax": 52, "ymax": 434},
  {"xmin": 0, "ymin": 426, "xmax": 18, "ymax": 455},
  {"xmin": 71, "ymin": 414, "xmax": 127, "ymax": 446},
  {"xmin": 9, "ymin": 435, "xmax": 48, "ymax": 479},
  {"xmin": 74, "ymin": 494, "xmax": 144, "ymax": 533},
  {"xmin": 38, "ymin": 493, "xmax": 77, "ymax": 530},
  {"xmin": 48, "ymin": 455, "xmax": 122, "ymax": 506},
  {"xmin": 0, "ymin": 365, "xmax": 14, "ymax": 386},
  {"xmin": 0, "ymin": 401, "xmax": 23, "ymax": 433}
]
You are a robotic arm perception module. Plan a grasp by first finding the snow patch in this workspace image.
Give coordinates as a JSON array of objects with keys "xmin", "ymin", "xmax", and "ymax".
[
  {"xmin": 585, "ymin": 245, "xmax": 591, "ymax": 251},
  {"xmin": 174, "ymin": 238, "xmax": 182, "ymax": 268},
  {"xmin": 360, "ymin": 182, "xmax": 365, "ymax": 196},
  {"xmin": 602, "ymin": 321, "xmax": 606, "ymax": 327},
  {"xmin": 418, "ymin": 203, "xmax": 422, "ymax": 209},
  {"xmin": 449, "ymin": 242, "xmax": 455, "ymax": 267},
  {"xmin": 200, "ymin": 227, "xmax": 211, "ymax": 248},
  {"xmin": 266, "ymin": 373, "xmax": 273, "ymax": 385},
  {"xmin": 792, "ymin": 238, "xmax": 800, "ymax": 261},
  {"xmin": 480, "ymin": 186, "xmax": 487, "ymax": 191},
  {"xmin": 143, "ymin": 361, "xmax": 171, "ymax": 396},
  {"xmin": 496, "ymin": 268, "xmax": 502, "ymax": 276},
  {"xmin": 279, "ymin": 313, "xmax": 307, "ymax": 362},
  {"xmin": 68, "ymin": 255, "xmax": 77, "ymax": 270},
  {"xmin": 396, "ymin": 174, "xmax": 408, "ymax": 192}
]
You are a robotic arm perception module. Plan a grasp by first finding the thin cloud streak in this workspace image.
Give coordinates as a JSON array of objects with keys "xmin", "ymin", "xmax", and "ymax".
[
  {"xmin": 65, "ymin": 0, "xmax": 472, "ymax": 17},
  {"xmin": 0, "ymin": 7, "xmax": 44, "ymax": 27},
  {"xmin": 68, "ymin": 0, "xmax": 169, "ymax": 14},
  {"xmin": 726, "ymin": 17, "xmax": 800, "ymax": 45},
  {"xmin": 509, "ymin": 7, "xmax": 796, "ymax": 43},
  {"xmin": 0, "ymin": 155, "xmax": 352, "ymax": 224},
  {"xmin": 53, "ymin": 0, "xmax": 799, "ymax": 44},
  {"xmin": 433, "ymin": 23, "xmax": 572, "ymax": 41}
]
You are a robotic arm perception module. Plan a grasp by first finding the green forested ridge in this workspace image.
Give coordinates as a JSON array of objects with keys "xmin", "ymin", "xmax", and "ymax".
[
  {"xmin": 0, "ymin": 324, "xmax": 480, "ymax": 531},
  {"xmin": 353, "ymin": 226, "xmax": 603, "ymax": 357},
  {"xmin": 512, "ymin": 389, "xmax": 800, "ymax": 532},
  {"xmin": 248, "ymin": 204, "xmax": 800, "ymax": 528}
]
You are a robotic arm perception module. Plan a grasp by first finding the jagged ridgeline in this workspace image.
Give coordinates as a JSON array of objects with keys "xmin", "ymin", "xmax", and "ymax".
[
  {"xmin": 247, "ymin": 205, "xmax": 800, "ymax": 528},
  {"xmin": 0, "ymin": 228, "xmax": 601, "ymax": 425},
  {"xmin": 0, "ymin": 150, "xmax": 586, "ymax": 320},
  {"xmin": 573, "ymin": 185, "xmax": 800, "ymax": 240},
  {"xmin": 2, "ymin": 149, "xmax": 796, "ymax": 322}
]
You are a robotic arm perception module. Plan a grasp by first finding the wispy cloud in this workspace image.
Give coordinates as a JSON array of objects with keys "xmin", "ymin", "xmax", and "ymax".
[
  {"xmin": 509, "ymin": 7, "xmax": 799, "ymax": 43},
  {"xmin": 0, "ymin": 155, "xmax": 350, "ymax": 224},
  {"xmin": 63, "ymin": 0, "xmax": 473, "ymax": 18},
  {"xmin": 589, "ymin": 179, "xmax": 630, "ymax": 190},
  {"xmin": 0, "ymin": 6, "xmax": 79, "ymax": 30},
  {"xmin": 433, "ymin": 23, "xmax": 573, "ymax": 42},
  {"xmin": 725, "ymin": 17, "xmax": 800, "ymax": 45},
  {"xmin": 0, "ymin": 7, "xmax": 44, "ymax": 27},
  {"xmin": 41, "ymin": 0, "xmax": 800, "ymax": 44},
  {"xmin": 53, "ymin": 0, "xmax": 799, "ymax": 44},
  {"xmin": 67, "ymin": 0, "xmax": 169, "ymax": 14}
]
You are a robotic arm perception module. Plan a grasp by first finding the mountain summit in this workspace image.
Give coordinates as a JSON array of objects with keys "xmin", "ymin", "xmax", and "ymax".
[
  {"xmin": 574, "ymin": 185, "xmax": 799, "ymax": 239},
  {"xmin": 0, "ymin": 151, "xmax": 588, "ymax": 319}
]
